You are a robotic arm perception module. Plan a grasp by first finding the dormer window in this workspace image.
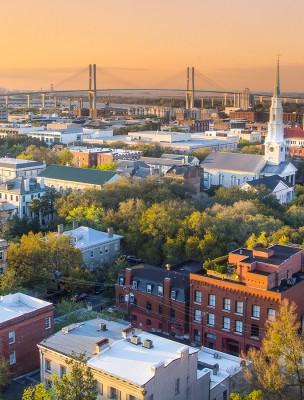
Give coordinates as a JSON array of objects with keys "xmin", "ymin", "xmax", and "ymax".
[
  {"xmin": 119, "ymin": 277, "xmax": 125, "ymax": 286},
  {"xmin": 146, "ymin": 284, "xmax": 152, "ymax": 294},
  {"xmin": 132, "ymin": 281, "xmax": 137, "ymax": 290},
  {"xmin": 171, "ymin": 289, "xmax": 176, "ymax": 300},
  {"xmin": 157, "ymin": 285, "xmax": 163, "ymax": 297}
]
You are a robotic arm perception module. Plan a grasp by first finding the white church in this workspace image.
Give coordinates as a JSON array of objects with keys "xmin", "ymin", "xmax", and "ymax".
[{"xmin": 201, "ymin": 59, "xmax": 297, "ymax": 197}]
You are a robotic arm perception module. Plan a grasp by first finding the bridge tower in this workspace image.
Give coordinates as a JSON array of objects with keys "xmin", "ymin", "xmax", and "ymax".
[{"xmin": 186, "ymin": 67, "xmax": 195, "ymax": 109}]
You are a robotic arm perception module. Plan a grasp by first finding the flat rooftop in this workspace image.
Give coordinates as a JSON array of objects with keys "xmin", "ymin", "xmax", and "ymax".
[
  {"xmin": 0, "ymin": 158, "xmax": 44, "ymax": 169},
  {"xmin": 0, "ymin": 293, "xmax": 52, "ymax": 324},
  {"xmin": 40, "ymin": 318, "xmax": 197, "ymax": 386},
  {"xmin": 63, "ymin": 226, "xmax": 123, "ymax": 249}
]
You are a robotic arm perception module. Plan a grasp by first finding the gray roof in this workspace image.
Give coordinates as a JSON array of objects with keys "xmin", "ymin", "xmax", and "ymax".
[
  {"xmin": 161, "ymin": 154, "xmax": 196, "ymax": 163},
  {"xmin": 0, "ymin": 177, "xmax": 49, "ymax": 194},
  {"xmin": 39, "ymin": 319, "xmax": 129, "ymax": 359},
  {"xmin": 244, "ymin": 174, "xmax": 293, "ymax": 191},
  {"xmin": 115, "ymin": 160, "xmax": 147, "ymax": 171},
  {"xmin": 261, "ymin": 161, "xmax": 296, "ymax": 174},
  {"xmin": 0, "ymin": 158, "xmax": 44, "ymax": 169},
  {"xmin": 37, "ymin": 165, "xmax": 117, "ymax": 186},
  {"xmin": 201, "ymin": 152, "xmax": 266, "ymax": 173},
  {"xmin": 140, "ymin": 157, "xmax": 183, "ymax": 167}
]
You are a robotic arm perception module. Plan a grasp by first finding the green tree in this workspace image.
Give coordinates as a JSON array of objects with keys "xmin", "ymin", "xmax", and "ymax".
[
  {"xmin": 0, "ymin": 358, "xmax": 11, "ymax": 396},
  {"xmin": 52, "ymin": 352, "xmax": 97, "ymax": 400},
  {"xmin": 95, "ymin": 162, "xmax": 117, "ymax": 171},
  {"xmin": 22, "ymin": 383, "xmax": 53, "ymax": 400},
  {"xmin": 57, "ymin": 148, "xmax": 73, "ymax": 166}
]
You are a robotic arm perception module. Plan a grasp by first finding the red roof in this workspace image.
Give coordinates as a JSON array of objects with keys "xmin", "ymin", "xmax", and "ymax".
[{"xmin": 284, "ymin": 125, "xmax": 304, "ymax": 139}]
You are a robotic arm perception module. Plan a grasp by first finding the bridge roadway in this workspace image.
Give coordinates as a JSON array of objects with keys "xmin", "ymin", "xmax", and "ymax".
[{"xmin": 1, "ymin": 88, "xmax": 304, "ymax": 100}]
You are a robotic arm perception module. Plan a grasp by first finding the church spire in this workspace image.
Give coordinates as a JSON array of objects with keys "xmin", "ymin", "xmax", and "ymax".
[{"xmin": 274, "ymin": 55, "xmax": 281, "ymax": 98}]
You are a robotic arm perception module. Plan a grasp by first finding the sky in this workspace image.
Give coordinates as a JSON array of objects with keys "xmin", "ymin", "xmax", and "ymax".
[{"xmin": 1, "ymin": 0, "xmax": 304, "ymax": 92}]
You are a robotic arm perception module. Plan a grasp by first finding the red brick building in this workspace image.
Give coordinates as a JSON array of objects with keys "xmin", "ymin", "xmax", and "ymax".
[
  {"xmin": 116, "ymin": 261, "xmax": 202, "ymax": 339},
  {"xmin": 0, "ymin": 293, "xmax": 54, "ymax": 376},
  {"xmin": 70, "ymin": 148, "xmax": 102, "ymax": 167},
  {"xmin": 166, "ymin": 165, "xmax": 201, "ymax": 194},
  {"xmin": 190, "ymin": 245, "xmax": 304, "ymax": 355}
]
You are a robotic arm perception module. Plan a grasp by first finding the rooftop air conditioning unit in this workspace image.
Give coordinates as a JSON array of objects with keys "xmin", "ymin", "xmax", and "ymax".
[
  {"xmin": 142, "ymin": 339, "xmax": 153, "ymax": 349},
  {"xmin": 214, "ymin": 352, "xmax": 219, "ymax": 359},
  {"xmin": 130, "ymin": 335, "xmax": 141, "ymax": 345}
]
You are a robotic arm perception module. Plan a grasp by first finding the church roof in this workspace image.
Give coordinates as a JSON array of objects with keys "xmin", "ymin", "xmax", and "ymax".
[
  {"xmin": 201, "ymin": 152, "xmax": 266, "ymax": 173},
  {"xmin": 261, "ymin": 161, "xmax": 294, "ymax": 175},
  {"xmin": 244, "ymin": 174, "xmax": 293, "ymax": 191}
]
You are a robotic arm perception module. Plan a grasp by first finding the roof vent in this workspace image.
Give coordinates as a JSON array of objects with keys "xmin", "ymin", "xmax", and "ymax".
[
  {"xmin": 122, "ymin": 326, "xmax": 135, "ymax": 339},
  {"xmin": 130, "ymin": 335, "xmax": 141, "ymax": 345},
  {"xmin": 95, "ymin": 338, "xmax": 109, "ymax": 354},
  {"xmin": 214, "ymin": 352, "xmax": 219, "ymax": 359},
  {"xmin": 213, "ymin": 363, "xmax": 219, "ymax": 375},
  {"xmin": 142, "ymin": 339, "xmax": 153, "ymax": 349}
]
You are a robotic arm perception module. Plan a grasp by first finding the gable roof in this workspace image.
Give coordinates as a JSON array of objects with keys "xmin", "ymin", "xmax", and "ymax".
[
  {"xmin": 201, "ymin": 152, "xmax": 266, "ymax": 173},
  {"xmin": 37, "ymin": 165, "xmax": 117, "ymax": 186},
  {"xmin": 244, "ymin": 174, "xmax": 293, "ymax": 191},
  {"xmin": 261, "ymin": 161, "xmax": 297, "ymax": 175}
]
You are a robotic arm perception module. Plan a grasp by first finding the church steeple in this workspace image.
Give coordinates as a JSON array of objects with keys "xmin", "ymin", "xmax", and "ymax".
[
  {"xmin": 274, "ymin": 55, "xmax": 281, "ymax": 98},
  {"xmin": 264, "ymin": 56, "xmax": 285, "ymax": 165}
]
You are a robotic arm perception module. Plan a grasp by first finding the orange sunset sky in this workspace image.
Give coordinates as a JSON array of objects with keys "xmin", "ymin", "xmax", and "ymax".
[{"xmin": 1, "ymin": 0, "xmax": 304, "ymax": 92}]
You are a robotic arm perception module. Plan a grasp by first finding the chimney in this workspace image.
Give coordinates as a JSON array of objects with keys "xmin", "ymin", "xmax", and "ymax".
[
  {"xmin": 166, "ymin": 264, "xmax": 171, "ymax": 271},
  {"xmin": 121, "ymin": 326, "xmax": 135, "ymax": 339},
  {"xmin": 24, "ymin": 179, "xmax": 30, "ymax": 192},
  {"xmin": 95, "ymin": 338, "xmax": 109, "ymax": 354},
  {"xmin": 107, "ymin": 227, "xmax": 113, "ymax": 238},
  {"xmin": 40, "ymin": 177, "xmax": 45, "ymax": 189},
  {"xmin": 125, "ymin": 268, "xmax": 132, "ymax": 286},
  {"xmin": 57, "ymin": 224, "xmax": 64, "ymax": 235},
  {"xmin": 213, "ymin": 363, "xmax": 219, "ymax": 375},
  {"xmin": 164, "ymin": 277, "xmax": 171, "ymax": 299},
  {"xmin": 72, "ymin": 220, "xmax": 78, "ymax": 230}
]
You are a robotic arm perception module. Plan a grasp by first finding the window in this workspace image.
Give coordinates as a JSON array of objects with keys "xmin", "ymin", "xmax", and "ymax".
[
  {"xmin": 157, "ymin": 285, "xmax": 163, "ymax": 297},
  {"xmin": 159, "ymin": 304, "xmax": 163, "ymax": 314},
  {"xmin": 45, "ymin": 317, "xmax": 51, "ymax": 330},
  {"xmin": 146, "ymin": 284, "xmax": 152, "ymax": 294},
  {"xmin": 146, "ymin": 319, "xmax": 152, "ymax": 326},
  {"xmin": 207, "ymin": 313, "xmax": 215, "ymax": 326},
  {"xmin": 267, "ymin": 308, "xmax": 276, "ymax": 322},
  {"xmin": 9, "ymin": 331, "xmax": 15, "ymax": 344},
  {"xmin": 90, "ymin": 250, "xmax": 94, "ymax": 258},
  {"xmin": 119, "ymin": 294, "xmax": 124, "ymax": 304},
  {"xmin": 127, "ymin": 395, "xmax": 137, "ymax": 400},
  {"xmin": 175, "ymin": 378, "xmax": 180, "ymax": 395},
  {"xmin": 223, "ymin": 317, "xmax": 230, "ymax": 330},
  {"xmin": 9, "ymin": 351, "xmax": 16, "ymax": 365},
  {"xmin": 194, "ymin": 329, "xmax": 201, "ymax": 342},
  {"xmin": 235, "ymin": 301, "xmax": 243, "ymax": 314},
  {"xmin": 60, "ymin": 366, "xmax": 66, "ymax": 378},
  {"xmin": 146, "ymin": 301, "xmax": 152, "ymax": 312},
  {"xmin": 45, "ymin": 379, "xmax": 52, "ymax": 389},
  {"xmin": 223, "ymin": 298, "xmax": 231, "ymax": 311},
  {"xmin": 131, "ymin": 314, "xmax": 137, "ymax": 322},
  {"xmin": 252, "ymin": 305, "xmax": 260, "ymax": 319},
  {"xmin": 158, "ymin": 323, "xmax": 163, "ymax": 330},
  {"xmin": 170, "ymin": 308, "xmax": 175, "ymax": 318},
  {"xmin": 171, "ymin": 289, "xmax": 176, "ymax": 300},
  {"xmin": 251, "ymin": 324, "xmax": 260, "ymax": 338},
  {"xmin": 206, "ymin": 333, "xmax": 216, "ymax": 340},
  {"xmin": 119, "ymin": 277, "xmax": 124, "ymax": 286},
  {"xmin": 194, "ymin": 290, "xmax": 202, "ymax": 304},
  {"xmin": 235, "ymin": 320, "xmax": 243, "ymax": 334},
  {"xmin": 100, "ymin": 248, "xmax": 103, "ymax": 255},
  {"xmin": 45, "ymin": 359, "xmax": 51, "ymax": 372},
  {"xmin": 194, "ymin": 309, "xmax": 202, "ymax": 322},
  {"xmin": 0, "ymin": 251, "xmax": 3, "ymax": 261},
  {"xmin": 208, "ymin": 294, "xmax": 215, "ymax": 307},
  {"xmin": 108, "ymin": 387, "xmax": 120, "ymax": 399},
  {"xmin": 105, "ymin": 246, "xmax": 109, "ymax": 253}
]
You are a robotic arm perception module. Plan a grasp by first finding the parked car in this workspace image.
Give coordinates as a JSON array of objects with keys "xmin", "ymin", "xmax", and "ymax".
[
  {"xmin": 93, "ymin": 287, "xmax": 104, "ymax": 295},
  {"xmin": 71, "ymin": 293, "xmax": 88, "ymax": 302},
  {"xmin": 126, "ymin": 255, "xmax": 143, "ymax": 263}
]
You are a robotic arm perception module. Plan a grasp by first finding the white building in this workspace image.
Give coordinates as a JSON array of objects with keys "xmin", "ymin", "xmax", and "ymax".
[
  {"xmin": 0, "ymin": 108, "xmax": 8, "ymax": 122},
  {"xmin": 0, "ymin": 124, "xmax": 44, "ymax": 138},
  {"xmin": 128, "ymin": 131, "xmax": 191, "ymax": 143},
  {"xmin": 38, "ymin": 318, "xmax": 243, "ymax": 400},
  {"xmin": 202, "ymin": 59, "xmax": 297, "ymax": 190},
  {"xmin": 61, "ymin": 225, "xmax": 123, "ymax": 268},
  {"xmin": 0, "ymin": 158, "xmax": 46, "ymax": 184},
  {"xmin": 0, "ymin": 177, "xmax": 49, "ymax": 219}
]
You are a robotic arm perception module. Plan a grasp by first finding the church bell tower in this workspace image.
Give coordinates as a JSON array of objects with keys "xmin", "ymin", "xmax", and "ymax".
[{"xmin": 264, "ymin": 57, "xmax": 286, "ymax": 165}]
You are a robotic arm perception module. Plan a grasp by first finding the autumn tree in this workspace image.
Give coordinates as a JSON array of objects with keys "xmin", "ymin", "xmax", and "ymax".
[
  {"xmin": 0, "ymin": 358, "xmax": 11, "ymax": 396},
  {"xmin": 238, "ymin": 300, "xmax": 304, "ymax": 399}
]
